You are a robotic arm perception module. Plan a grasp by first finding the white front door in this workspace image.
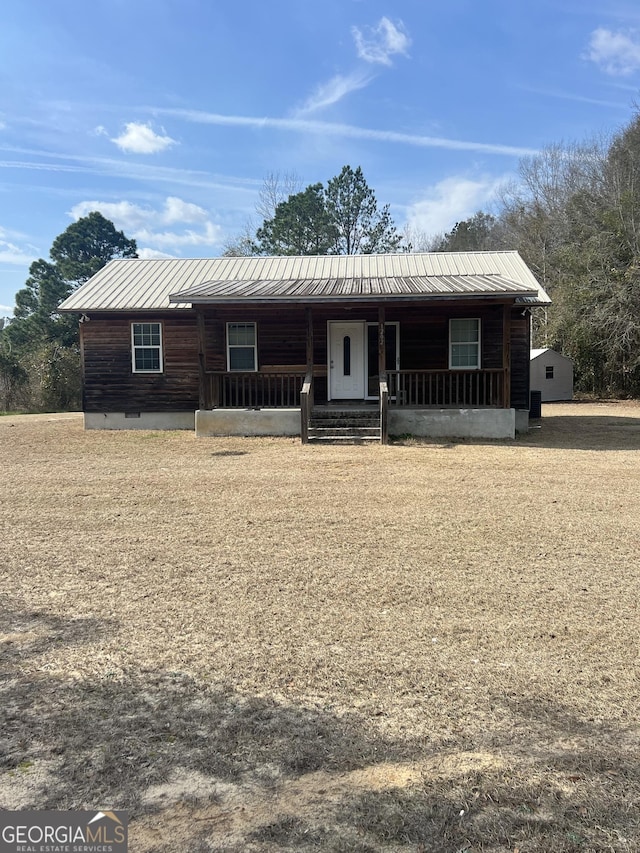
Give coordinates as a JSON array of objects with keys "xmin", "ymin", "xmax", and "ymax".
[{"xmin": 329, "ymin": 322, "xmax": 365, "ymax": 399}]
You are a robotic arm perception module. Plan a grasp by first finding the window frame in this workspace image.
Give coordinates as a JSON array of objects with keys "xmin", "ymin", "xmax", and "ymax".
[
  {"xmin": 226, "ymin": 322, "xmax": 258, "ymax": 372},
  {"xmin": 131, "ymin": 321, "xmax": 164, "ymax": 374},
  {"xmin": 545, "ymin": 365, "xmax": 555, "ymax": 379},
  {"xmin": 449, "ymin": 318, "xmax": 481, "ymax": 370},
  {"xmin": 365, "ymin": 321, "xmax": 400, "ymax": 400}
]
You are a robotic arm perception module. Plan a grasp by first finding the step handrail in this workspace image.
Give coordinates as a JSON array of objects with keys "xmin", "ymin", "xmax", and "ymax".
[
  {"xmin": 300, "ymin": 368, "xmax": 313, "ymax": 444},
  {"xmin": 379, "ymin": 373, "xmax": 389, "ymax": 445}
]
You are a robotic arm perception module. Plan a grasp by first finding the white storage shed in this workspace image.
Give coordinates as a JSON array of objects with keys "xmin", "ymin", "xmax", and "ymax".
[{"xmin": 530, "ymin": 348, "xmax": 573, "ymax": 401}]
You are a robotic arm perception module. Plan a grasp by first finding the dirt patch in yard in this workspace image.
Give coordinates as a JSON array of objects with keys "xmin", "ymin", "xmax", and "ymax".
[{"xmin": 1, "ymin": 402, "xmax": 639, "ymax": 851}]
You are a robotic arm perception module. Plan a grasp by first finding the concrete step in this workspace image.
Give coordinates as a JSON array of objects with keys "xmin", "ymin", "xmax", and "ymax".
[
  {"xmin": 307, "ymin": 434, "xmax": 381, "ymax": 443},
  {"xmin": 308, "ymin": 429, "xmax": 380, "ymax": 441},
  {"xmin": 311, "ymin": 409, "xmax": 378, "ymax": 418},
  {"xmin": 309, "ymin": 421, "xmax": 380, "ymax": 432},
  {"xmin": 308, "ymin": 425, "xmax": 381, "ymax": 444},
  {"xmin": 307, "ymin": 409, "xmax": 382, "ymax": 444},
  {"xmin": 310, "ymin": 418, "xmax": 380, "ymax": 428}
]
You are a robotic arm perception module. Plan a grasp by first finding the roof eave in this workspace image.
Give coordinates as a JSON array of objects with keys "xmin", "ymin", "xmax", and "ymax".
[
  {"xmin": 58, "ymin": 303, "xmax": 192, "ymax": 313},
  {"xmin": 169, "ymin": 291, "xmax": 541, "ymax": 305}
]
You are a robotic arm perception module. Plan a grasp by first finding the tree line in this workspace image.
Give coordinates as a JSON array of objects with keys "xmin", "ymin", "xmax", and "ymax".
[
  {"xmin": 0, "ymin": 213, "xmax": 137, "ymax": 412},
  {"xmin": 224, "ymin": 164, "xmax": 406, "ymax": 256},
  {"xmin": 430, "ymin": 113, "xmax": 640, "ymax": 398}
]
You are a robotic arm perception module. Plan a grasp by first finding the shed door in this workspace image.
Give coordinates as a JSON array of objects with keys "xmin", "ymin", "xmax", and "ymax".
[{"xmin": 329, "ymin": 322, "xmax": 365, "ymax": 399}]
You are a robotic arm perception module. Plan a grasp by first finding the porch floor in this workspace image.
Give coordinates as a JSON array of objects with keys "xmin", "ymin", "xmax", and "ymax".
[
  {"xmin": 314, "ymin": 402, "xmax": 503, "ymax": 411},
  {"xmin": 316, "ymin": 401, "xmax": 379, "ymax": 410}
]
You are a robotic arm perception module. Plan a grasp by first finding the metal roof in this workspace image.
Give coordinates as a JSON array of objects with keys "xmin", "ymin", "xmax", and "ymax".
[
  {"xmin": 170, "ymin": 273, "xmax": 536, "ymax": 302},
  {"xmin": 58, "ymin": 252, "xmax": 551, "ymax": 312},
  {"xmin": 531, "ymin": 348, "xmax": 573, "ymax": 361}
]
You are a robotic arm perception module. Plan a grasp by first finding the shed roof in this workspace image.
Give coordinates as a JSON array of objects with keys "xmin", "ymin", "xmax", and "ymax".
[
  {"xmin": 530, "ymin": 348, "xmax": 573, "ymax": 361},
  {"xmin": 58, "ymin": 251, "xmax": 550, "ymax": 312}
]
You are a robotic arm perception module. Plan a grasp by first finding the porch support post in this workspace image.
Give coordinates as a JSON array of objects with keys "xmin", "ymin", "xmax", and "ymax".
[
  {"xmin": 378, "ymin": 306, "xmax": 388, "ymax": 445},
  {"xmin": 305, "ymin": 307, "xmax": 314, "ymax": 374},
  {"xmin": 197, "ymin": 308, "xmax": 207, "ymax": 409},
  {"xmin": 378, "ymin": 306, "xmax": 386, "ymax": 379},
  {"xmin": 79, "ymin": 320, "xmax": 87, "ymax": 413},
  {"xmin": 502, "ymin": 304, "xmax": 511, "ymax": 409},
  {"xmin": 301, "ymin": 307, "xmax": 314, "ymax": 444}
]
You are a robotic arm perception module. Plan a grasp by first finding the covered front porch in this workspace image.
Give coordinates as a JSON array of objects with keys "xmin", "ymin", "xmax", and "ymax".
[{"xmin": 193, "ymin": 305, "xmax": 516, "ymax": 443}]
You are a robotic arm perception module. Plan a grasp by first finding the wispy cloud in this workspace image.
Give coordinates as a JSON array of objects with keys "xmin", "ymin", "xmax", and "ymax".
[
  {"xmin": 296, "ymin": 70, "xmax": 374, "ymax": 115},
  {"xmin": 69, "ymin": 197, "xmax": 223, "ymax": 254},
  {"xmin": 161, "ymin": 196, "xmax": 210, "ymax": 225},
  {"xmin": 406, "ymin": 175, "xmax": 507, "ymax": 236},
  {"xmin": 518, "ymin": 84, "xmax": 629, "ymax": 110},
  {"xmin": 0, "ymin": 144, "xmax": 261, "ymax": 193},
  {"xmin": 585, "ymin": 28, "xmax": 640, "ymax": 75},
  {"xmin": 352, "ymin": 17, "xmax": 411, "ymax": 66},
  {"xmin": 152, "ymin": 108, "xmax": 538, "ymax": 157},
  {"xmin": 136, "ymin": 248, "xmax": 176, "ymax": 259},
  {"xmin": 295, "ymin": 17, "xmax": 406, "ymax": 117},
  {"xmin": 0, "ymin": 158, "xmax": 91, "ymax": 175},
  {"xmin": 111, "ymin": 121, "xmax": 176, "ymax": 154},
  {"xmin": 132, "ymin": 221, "xmax": 224, "ymax": 249},
  {"xmin": 0, "ymin": 227, "xmax": 39, "ymax": 267},
  {"xmin": 0, "ymin": 242, "xmax": 38, "ymax": 266}
]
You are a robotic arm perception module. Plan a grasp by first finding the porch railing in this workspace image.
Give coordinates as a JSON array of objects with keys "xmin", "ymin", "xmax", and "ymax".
[
  {"xmin": 203, "ymin": 368, "xmax": 507, "ymax": 410},
  {"xmin": 204, "ymin": 370, "xmax": 306, "ymax": 409},
  {"xmin": 388, "ymin": 369, "xmax": 507, "ymax": 408}
]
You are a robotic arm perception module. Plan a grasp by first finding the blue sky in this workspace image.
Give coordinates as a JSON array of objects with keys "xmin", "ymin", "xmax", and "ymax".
[{"xmin": 1, "ymin": 0, "xmax": 640, "ymax": 314}]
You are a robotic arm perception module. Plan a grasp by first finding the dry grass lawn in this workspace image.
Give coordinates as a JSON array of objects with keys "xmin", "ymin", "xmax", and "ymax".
[{"xmin": 1, "ymin": 402, "xmax": 639, "ymax": 852}]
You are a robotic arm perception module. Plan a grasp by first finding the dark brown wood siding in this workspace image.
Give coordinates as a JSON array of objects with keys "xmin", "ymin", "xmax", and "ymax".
[
  {"xmin": 510, "ymin": 309, "xmax": 531, "ymax": 409},
  {"xmin": 82, "ymin": 312, "xmax": 199, "ymax": 412},
  {"xmin": 385, "ymin": 303, "xmax": 506, "ymax": 371},
  {"xmin": 199, "ymin": 303, "xmax": 511, "ymax": 368},
  {"xmin": 80, "ymin": 301, "xmax": 529, "ymax": 411},
  {"xmin": 201, "ymin": 307, "xmax": 308, "ymax": 371}
]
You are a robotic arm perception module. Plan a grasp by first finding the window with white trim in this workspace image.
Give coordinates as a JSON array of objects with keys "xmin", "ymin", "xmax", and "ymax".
[
  {"xmin": 227, "ymin": 322, "xmax": 257, "ymax": 371},
  {"xmin": 131, "ymin": 322, "xmax": 163, "ymax": 373},
  {"xmin": 449, "ymin": 318, "xmax": 480, "ymax": 369}
]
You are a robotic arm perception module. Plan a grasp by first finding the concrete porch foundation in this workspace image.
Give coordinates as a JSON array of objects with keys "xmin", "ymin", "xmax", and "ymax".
[
  {"xmin": 85, "ymin": 408, "xmax": 516, "ymax": 439},
  {"xmin": 85, "ymin": 412, "xmax": 195, "ymax": 430},
  {"xmin": 196, "ymin": 408, "xmax": 300, "ymax": 437},
  {"xmin": 389, "ymin": 407, "xmax": 516, "ymax": 440},
  {"xmin": 195, "ymin": 406, "xmax": 516, "ymax": 440}
]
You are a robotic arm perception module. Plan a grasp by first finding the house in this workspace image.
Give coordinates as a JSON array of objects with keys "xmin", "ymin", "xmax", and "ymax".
[
  {"xmin": 530, "ymin": 348, "xmax": 573, "ymax": 402},
  {"xmin": 58, "ymin": 251, "xmax": 550, "ymax": 443}
]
